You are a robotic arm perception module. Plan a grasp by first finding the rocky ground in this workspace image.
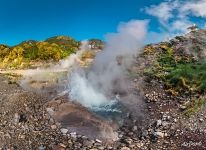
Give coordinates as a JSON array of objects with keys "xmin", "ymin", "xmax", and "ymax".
[
  {"xmin": 1, "ymin": 30, "xmax": 206, "ymax": 150},
  {"xmin": 1, "ymin": 72, "xmax": 206, "ymax": 150},
  {"xmin": 0, "ymin": 74, "xmax": 119, "ymax": 150}
]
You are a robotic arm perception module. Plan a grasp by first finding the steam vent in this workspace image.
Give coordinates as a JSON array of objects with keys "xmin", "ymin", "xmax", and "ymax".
[{"xmin": 1, "ymin": 0, "xmax": 206, "ymax": 149}]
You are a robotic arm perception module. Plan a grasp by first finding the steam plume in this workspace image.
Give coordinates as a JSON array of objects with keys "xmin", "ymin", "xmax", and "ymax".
[
  {"xmin": 19, "ymin": 41, "xmax": 90, "ymax": 93},
  {"xmin": 68, "ymin": 20, "xmax": 148, "ymax": 109}
]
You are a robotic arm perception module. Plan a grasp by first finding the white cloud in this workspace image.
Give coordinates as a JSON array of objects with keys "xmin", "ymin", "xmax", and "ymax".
[
  {"xmin": 145, "ymin": 2, "xmax": 174, "ymax": 22},
  {"xmin": 182, "ymin": 0, "xmax": 206, "ymax": 18},
  {"xmin": 171, "ymin": 19, "xmax": 191, "ymax": 33},
  {"xmin": 145, "ymin": 0, "xmax": 206, "ymax": 43}
]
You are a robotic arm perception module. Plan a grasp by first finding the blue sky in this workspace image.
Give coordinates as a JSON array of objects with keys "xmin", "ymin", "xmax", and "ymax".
[
  {"xmin": 0, "ymin": 0, "xmax": 161, "ymax": 45},
  {"xmin": 0, "ymin": 0, "xmax": 205, "ymax": 46}
]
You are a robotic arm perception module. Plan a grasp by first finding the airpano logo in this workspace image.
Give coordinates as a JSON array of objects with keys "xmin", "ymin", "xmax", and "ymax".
[{"xmin": 181, "ymin": 141, "xmax": 202, "ymax": 147}]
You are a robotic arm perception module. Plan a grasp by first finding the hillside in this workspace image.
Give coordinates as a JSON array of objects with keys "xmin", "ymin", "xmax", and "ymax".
[
  {"xmin": 126, "ymin": 29, "xmax": 206, "ymax": 149},
  {"xmin": 0, "ymin": 36, "xmax": 80, "ymax": 69},
  {"xmin": 141, "ymin": 30, "xmax": 206, "ymax": 95}
]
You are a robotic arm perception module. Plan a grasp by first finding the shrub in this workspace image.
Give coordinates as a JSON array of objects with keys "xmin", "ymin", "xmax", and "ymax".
[
  {"xmin": 144, "ymin": 43, "xmax": 206, "ymax": 93},
  {"xmin": 167, "ymin": 61, "xmax": 206, "ymax": 92},
  {"xmin": 0, "ymin": 36, "xmax": 80, "ymax": 69}
]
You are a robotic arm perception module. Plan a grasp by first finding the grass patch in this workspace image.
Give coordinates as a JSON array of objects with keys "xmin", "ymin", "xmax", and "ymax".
[
  {"xmin": 144, "ymin": 44, "xmax": 206, "ymax": 94},
  {"xmin": 184, "ymin": 98, "xmax": 206, "ymax": 117},
  {"xmin": 167, "ymin": 61, "xmax": 206, "ymax": 93}
]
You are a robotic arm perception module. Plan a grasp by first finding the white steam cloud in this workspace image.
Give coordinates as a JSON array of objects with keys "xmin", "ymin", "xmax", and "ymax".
[
  {"xmin": 68, "ymin": 20, "xmax": 148, "ymax": 109},
  {"xmin": 19, "ymin": 41, "xmax": 91, "ymax": 93},
  {"xmin": 69, "ymin": 71, "xmax": 109, "ymax": 107},
  {"xmin": 55, "ymin": 40, "xmax": 90, "ymax": 69}
]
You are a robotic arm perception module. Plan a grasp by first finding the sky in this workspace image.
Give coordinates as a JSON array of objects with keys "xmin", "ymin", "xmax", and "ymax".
[{"xmin": 0, "ymin": 0, "xmax": 206, "ymax": 46}]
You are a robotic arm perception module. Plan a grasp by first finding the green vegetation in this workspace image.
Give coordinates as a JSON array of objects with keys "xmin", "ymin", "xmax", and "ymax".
[
  {"xmin": 184, "ymin": 98, "xmax": 206, "ymax": 117},
  {"xmin": 143, "ymin": 45, "xmax": 156, "ymax": 54},
  {"xmin": 142, "ymin": 42, "xmax": 206, "ymax": 117},
  {"xmin": 0, "ymin": 45, "xmax": 11, "ymax": 60},
  {"xmin": 88, "ymin": 39, "xmax": 104, "ymax": 49},
  {"xmin": 168, "ymin": 61, "xmax": 206, "ymax": 93},
  {"xmin": 144, "ymin": 44, "xmax": 206, "ymax": 94},
  {"xmin": 0, "ymin": 36, "xmax": 80, "ymax": 69}
]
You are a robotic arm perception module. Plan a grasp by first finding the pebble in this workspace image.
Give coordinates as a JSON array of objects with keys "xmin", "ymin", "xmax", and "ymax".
[
  {"xmin": 119, "ymin": 134, "xmax": 123, "ymax": 138},
  {"xmin": 60, "ymin": 128, "xmax": 68, "ymax": 134},
  {"xmin": 154, "ymin": 131, "xmax": 164, "ymax": 138},
  {"xmin": 132, "ymin": 126, "xmax": 137, "ymax": 131},
  {"xmin": 121, "ymin": 147, "xmax": 130, "ymax": 150},
  {"xmin": 19, "ymin": 135, "xmax": 26, "ymax": 139},
  {"xmin": 179, "ymin": 105, "xmax": 187, "ymax": 111},
  {"xmin": 95, "ymin": 139, "xmax": 102, "ymax": 143},
  {"xmin": 59, "ymin": 143, "xmax": 67, "ymax": 148},
  {"xmin": 46, "ymin": 108, "xmax": 54, "ymax": 115},
  {"xmin": 38, "ymin": 146, "xmax": 46, "ymax": 150},
  {"xmin": 107, "ymin": 146, "xmax": 113, "ymax": 149},
  {"xmin": 156, "ymin": 120, "xmax": 162, "ymax": 127},
  {"xmin": 51, "ymin": 125, "xmax": 57, "ymax": 130},
  {"xmin": 199, "ymin": 118, "xmax": 204, "ymax": 122},
  {"xmin": 70, "ymin": 132, "xmax": 77, "ymax": 138},
  {"xmin": 13, "ymin": 113, "xmax": 20, "ymax": 123},
  {"xmin": 98, "ymin": 147, "xmax": 105, "ymax": 150}
]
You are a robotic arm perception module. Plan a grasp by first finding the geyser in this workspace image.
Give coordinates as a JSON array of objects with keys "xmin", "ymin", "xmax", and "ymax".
[
  {"xmin": 69, "ymin": 70, "xmax": 109, "ymax": 108},
  {"xmin": 68, "ymin": 20, "xmax": 148, "ymax": 113}
]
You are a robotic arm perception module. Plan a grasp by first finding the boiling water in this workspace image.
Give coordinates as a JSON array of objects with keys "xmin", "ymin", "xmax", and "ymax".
[{"xmin": 90, "ymin": 99, "xmax": 126, "ymax": 123}]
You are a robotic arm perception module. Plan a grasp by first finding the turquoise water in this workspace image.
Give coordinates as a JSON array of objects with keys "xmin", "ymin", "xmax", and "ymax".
[{"xmin": 90, "ymin": 100, "xmax": 126, "ymax": 123}]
